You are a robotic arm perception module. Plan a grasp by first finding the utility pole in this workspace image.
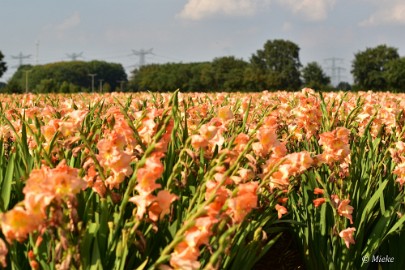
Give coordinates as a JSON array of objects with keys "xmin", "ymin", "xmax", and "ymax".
[
  {"xmin": 131, "ymin": 48, "xmax": 153, "ymax": 67},
  {"xmin": 12, "ymin": 52, "xmax": 31, "ymax": 68},
  {"xmin": 66, "ymin": 52, "xmax": 83, "ymax": 61},
  {"xmin": 23, "ymin": 70, "xmax": 32, "ymax": 93},
  {"xmin": 99, "ymin": 79, "xmax": 104, "ymax": 92},
  {"xmin": 88, "ymin": 73, "xmax": 97, "ymax": 92},
  {"xmin": 324, "ymin": 57, "xmax": 345, "ymax": 86}
]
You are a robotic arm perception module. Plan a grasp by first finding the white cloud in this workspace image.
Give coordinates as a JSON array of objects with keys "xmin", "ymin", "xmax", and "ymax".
[
  {"xmin": 178, "ymin": 0, "xmax": 271, "ymax": 20},
  {"xmin": 55, "ymin": 11, "xmax": 81, "ymax": 31},
  {"xmin": 360, "ymin": 1, "xmax": 405, "ymax": 26},
  {"xmin": 277, "ymin": 0, "xmax": 336, "ymax": 21},
  {"xmin": 178, "ymin": 0, "xmax": 336, "ymax": 21}
]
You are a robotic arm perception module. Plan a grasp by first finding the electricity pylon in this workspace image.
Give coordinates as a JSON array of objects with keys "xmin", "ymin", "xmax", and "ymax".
[
  {"xmin": 66, "ymin": 52, "xmax": 83, "ymax": 61},
  {"xmin": 324, "ymin": 57, "xmax": 345, "ymax": 86},
  {"xmin": 131, "ymin": 48, "xmax": 153, "ymax": 67},
  {"xmin": 11, "ymin": 52, "xmax": 31, "ymax": 68}
]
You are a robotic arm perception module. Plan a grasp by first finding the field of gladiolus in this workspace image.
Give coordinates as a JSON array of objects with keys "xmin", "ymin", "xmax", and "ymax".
[{"xmin": 0, "ymin": 88, "xmax": 404, "ymax": 270}]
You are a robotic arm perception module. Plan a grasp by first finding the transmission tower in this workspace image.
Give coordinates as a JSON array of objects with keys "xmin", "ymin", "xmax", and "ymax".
[
  {"xmin": 66, "ymin": 52, "xmax": 83, "ymax": 61},
  {"xmin": 324, "ymin": 57, "xmax": 346, "ymax": 86},
  {"xmin": 131, "ymin": 48, "xmax": 153, "ymax": 67},
  {"xmin": 11, "ymin": 52, "xmax": 31, "ymax": 68}
]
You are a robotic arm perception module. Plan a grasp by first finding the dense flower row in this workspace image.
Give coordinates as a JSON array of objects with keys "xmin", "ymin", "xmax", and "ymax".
[{"xmin": 0, "ymin": 88, "xmax": 404, "ymax": 269}]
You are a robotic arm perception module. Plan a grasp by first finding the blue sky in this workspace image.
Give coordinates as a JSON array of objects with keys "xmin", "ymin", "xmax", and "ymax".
[{"xmin": 1, "ymin": 0, "xmax": 405, "ymax": 85}]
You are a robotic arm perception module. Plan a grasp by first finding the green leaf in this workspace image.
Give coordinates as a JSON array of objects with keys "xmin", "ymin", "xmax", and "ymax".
[{"xmin": 1, "ymin": 153, "xmax": 15, "ymax": 210}]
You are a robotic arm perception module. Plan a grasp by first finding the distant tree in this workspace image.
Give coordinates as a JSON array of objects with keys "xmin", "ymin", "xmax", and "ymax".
[
  {"xmin": 35, "ymin": 79, "xmax": 58, "ymax": 93},
  {"xmin": 103, "ymin": 82, "xmax": 111, "ymax": 93},
  {"xmin": 4, "ymin": 80, "xmax": 21, "ymax": 93},
  {"xmin": 351, "ymin": 44, "xmax": 399, "ymax": 90},
  {"xmin": 384, "ymin": 57, "xmax": 405, "ymax": 92},
  {"xmin": 129, "ymin": 62, "xmax": 214, "ymax": 92},
  {"xmin": 301, "ymin": 62, "xmax": 331, "ymax": 90},
  {"xmin": 5, "ymin": 65, "xmax": 32, "ymax": 93},
  {"xmin": 336, "ymin": 81, "xmax": 352, "ymax": 91},
  {"xmin": 88, "ymin": 61, "xmax": 127, "ymax": 91},
  {"xmin": 210, "ymin": 56, "xmax": 249, "ymax": 91},
  {"xmin": 0, "ymin": 50, "xmax": 7, "ymax": 78},
  {"xmin": 192, "ymin": 62, "xmax": 213, "ymax": 91},
  {"xmin": 60, "ymin": 81, "xmax": 70, "ymax": 93},
  {"xmin": 250, "ymin": 39, "xmax": 302, "ymax": 90},
  {"xmin": 0, "ymin": 82, "xmax": 6, "ymax": 90}
]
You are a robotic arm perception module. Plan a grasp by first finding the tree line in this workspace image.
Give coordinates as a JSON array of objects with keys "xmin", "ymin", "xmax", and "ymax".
[
  {"xmin": 130, "ymin": 40, "xmax": 332, "ymax": 92},
  {"xmin": 1, "ymin": 39, "xmax": 405, "ymax": 92}
]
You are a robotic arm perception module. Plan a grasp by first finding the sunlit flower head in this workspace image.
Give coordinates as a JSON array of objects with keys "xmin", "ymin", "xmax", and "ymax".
[{"xmin": 339, "ymin": 227, "xmax": 356, "ymax": 248}]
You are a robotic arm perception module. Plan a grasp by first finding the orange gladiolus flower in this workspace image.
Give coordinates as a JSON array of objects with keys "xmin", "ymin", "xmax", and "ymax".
[
  {"xmin": 234, "ymin": 133, "xmax": 250, "ymax": 152},
  {"xmin": 129, "ymin": 194, "xmax": 155, "ymax": 219},
  {"xmin": 190, "ymin": 134, "xmax": 208, "ymax": 149},
  {"xmin": 0, "ymin": 207, "xmax": 44, "ymax": 243},
  {"xmin": 135, "ymin": 152, "xmax": 165, "ymax": 195},
  {"xmin": 199, "ymin": 124, "xmax": 218, "ymax": 141},
  {"xmin": 23, "ymin": 161, "xmax": 86, "ymax": 201},
  {"xmin": 184, "ymin": 217, "xmax": 215, "ymax": 248},
  {"xmin": 46, "ymin": 162, "xmax": 87, "ymax": 197},
  {"xmin": 339, "ymin": 227, "xmax": 356, "ymax": 248},
  {"xmin": 228, "ymin": 182, "xmax": 258, "ymax": 223},
  {"xmin": 275, "ymin": 204, "xmax": 288, "ymax": 219},
  {"xmin": 318, "ymin": 127, "xmax": 350, "ymax": 165},
  {"xmin": 313, "ymin": 198, "xmax": 326, "ymax": 208},
  {"xmin": 277, "ymin": 197, "xmax": 288, "ymax": 204},
  {"xmin": 337, "ymin": 199, "xmax": 354, "ymax": 224},
  {"xmin": 393, "ymin": 163, "xmax": 405, "ymax": 186},
  {"xmin": 314, "ymin": 188, "xmax": 324, "ymax": 195},
  {"xmin": 148, "ymin": 190, "xmax": 178, "ymax": 222},
  {"xmin": 170, "ymin": 241, "xmax": 201, "ymax": 270},
  {"xmin": 217, "ymin": 106, "xmax": 234, "ymax": 122}
]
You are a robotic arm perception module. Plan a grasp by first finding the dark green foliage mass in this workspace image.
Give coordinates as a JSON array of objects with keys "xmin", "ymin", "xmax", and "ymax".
[
  {"xmin": 249, "ymin": 39, "xmax": 302, "ymax": 90},
  {"xmin": 5, "ymin": 60, "xmax": 127, "ymax": 93},
  {"xmin": 0, "ymin": 50, "xmax": 7, "ymax": 79},
  {"xmin": 351, "ymin": 44, "xmax": 399, "ymax": 91},
  {"xmin": 384, "ymin": 57, "xmax": 405, "ymax": 92},
  {"xmin": 301, "ymin": 62, "xmax": 331, "ymax": 90},
  {"xmin": 130, "ymin": 56, "xmax": 249, "ymax": 92},
  {"xmin": 129, "ymin": 39, "xmax": 303, "ymax": 92}
]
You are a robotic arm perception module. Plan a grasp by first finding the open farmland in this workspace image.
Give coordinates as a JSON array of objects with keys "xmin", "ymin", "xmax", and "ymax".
[{"xmin": 0, "ymin": 89, "xmax": 404, "ymax": 269}]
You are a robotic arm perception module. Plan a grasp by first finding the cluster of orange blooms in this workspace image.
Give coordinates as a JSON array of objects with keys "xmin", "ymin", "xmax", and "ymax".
[
  {"xmin": 0, "ymin": 162, "xmax": 86, "ymax": 268},
  {"xmin": 390, "ymin": 141, "xmax": 405, "ymax": 187},
  {"xmin": 0, "ymin": 88, "xmax": 404, "ymax": 268},
  {"xmin": 171, "ymin": 106, "xmax": 259, "ymax": 269},
  {"xmin": 1, "ymin": 162, "xmax": 85, "ymax": 243}
]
